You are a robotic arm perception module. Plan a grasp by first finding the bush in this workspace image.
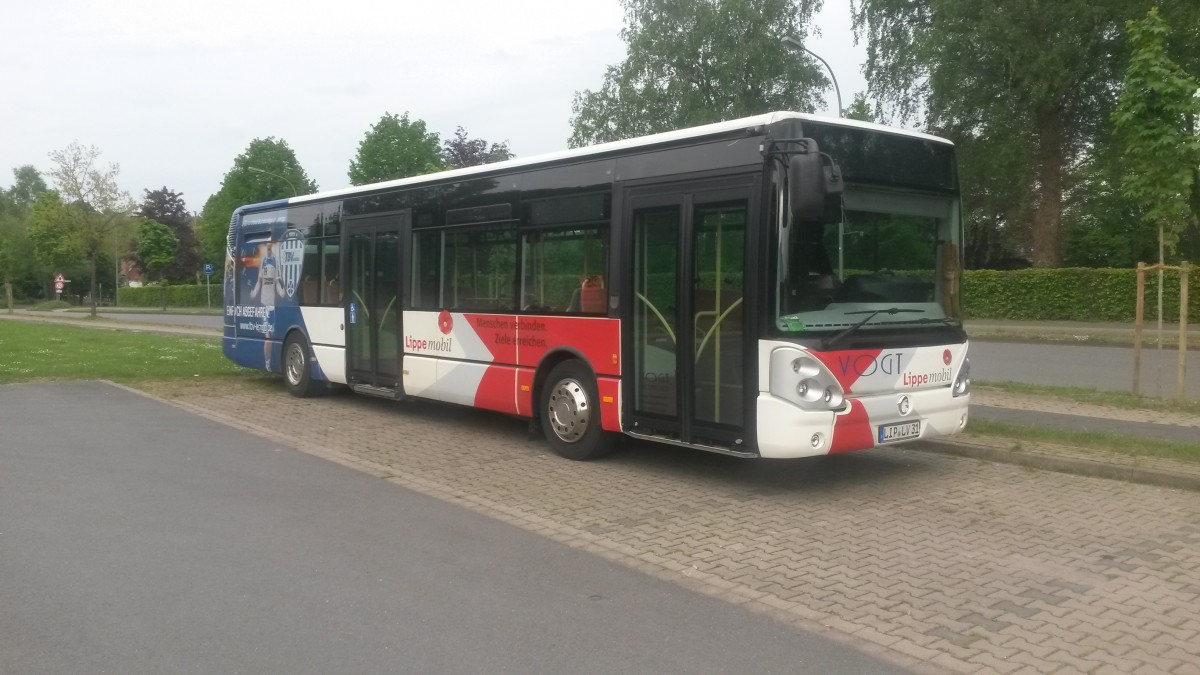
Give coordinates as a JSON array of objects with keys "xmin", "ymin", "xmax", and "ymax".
[
  {"xmin": 118, "ymin": 284, "xmax": 217, "ymax": 308},
  {"xmin": 963, "ymin": 268, "xmax": 1199, "ymax": 322}
]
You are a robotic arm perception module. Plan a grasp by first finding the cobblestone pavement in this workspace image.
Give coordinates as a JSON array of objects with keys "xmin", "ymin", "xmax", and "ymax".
[{"xmin": 148, "ymin": 382, "xmax": 1199, "ymax": 674}]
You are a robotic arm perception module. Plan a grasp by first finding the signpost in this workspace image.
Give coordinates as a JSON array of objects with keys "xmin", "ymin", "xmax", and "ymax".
[
  {"xmin": 204, "ymin": 263, "xmax": 213, "ymax": 309},
  {"xmin": 53, "ymin": 273, "xmax": 69, "ymax": 300}
]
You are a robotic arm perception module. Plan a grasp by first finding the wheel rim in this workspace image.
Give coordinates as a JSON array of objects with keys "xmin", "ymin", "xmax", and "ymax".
[
  {"xmin": 285, "ymin": 342, "xmax": 305, "ymax": 386},
  {"xmin": 547, "ymin": 377, "xmax": 590, "ymax": 443}
]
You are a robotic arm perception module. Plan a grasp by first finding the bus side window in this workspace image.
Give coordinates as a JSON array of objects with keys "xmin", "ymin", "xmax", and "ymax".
[
  {"xmin": 301, "ymin": 239, "xmax": 321, "ymax": 305},
  {"xmin": 322, "ymin": 241, "xmax": 341, "ymax": 305},
  {"xmin": 410, "ymin": 229, "xmax": 442, "ymax": 309},
  {"xmin": 521, "ymin": 226, "xmax": 609, "ymax": 314}
]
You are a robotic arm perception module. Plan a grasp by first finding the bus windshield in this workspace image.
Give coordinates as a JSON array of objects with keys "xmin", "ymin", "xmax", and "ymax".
[{"xmin": 776, "ymin": 186, "xmax": 962, "ymax": 335}]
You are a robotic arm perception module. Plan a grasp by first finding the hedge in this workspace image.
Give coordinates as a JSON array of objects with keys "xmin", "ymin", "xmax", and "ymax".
[
  {"xmin": 118, "ymin": 284, "xmax": 219, "ymax": 308},
  {"xmin": 962, "ymin": 268, "xmax": 1199, "ymax": 323},
  {"xmin": 117, "ymin": 269, "xmax": 1199, "ymax": 322}
]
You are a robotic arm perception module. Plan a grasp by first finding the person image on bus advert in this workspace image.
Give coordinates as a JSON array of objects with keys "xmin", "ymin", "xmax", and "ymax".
[{"xmin": 251, "ymin": 241, "xmax": 278, "ymax": 370}]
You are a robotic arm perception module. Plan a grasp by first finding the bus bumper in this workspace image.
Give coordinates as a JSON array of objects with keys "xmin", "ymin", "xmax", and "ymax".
[{"xmin": 756, "ymin": 389, "xmax": 970, "ymax": 459}]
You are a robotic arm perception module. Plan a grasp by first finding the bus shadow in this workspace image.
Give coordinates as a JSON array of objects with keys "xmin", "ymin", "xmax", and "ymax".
[
  {"xmin": 607, "ymin": 436, "xmax": 941, "ymax": 496},
  {"xmin": 328, "ymin": 389, "xmax": 943, "ymax": 496}
]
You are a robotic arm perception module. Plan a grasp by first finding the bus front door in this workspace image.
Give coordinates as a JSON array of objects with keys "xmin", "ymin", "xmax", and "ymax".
[
  {"xmin": 625, "ymin": 180, "xmax": 754, "ymax": 452},
  {"xmin": 345, "ymin": 213, "xmax": 408, "ymax": 396}
]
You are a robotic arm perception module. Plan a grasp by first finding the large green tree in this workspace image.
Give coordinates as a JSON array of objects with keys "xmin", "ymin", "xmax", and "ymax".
[
  {"xmin": 348, "ymin": 112, "xmax": 443, "ymax": 185},
  {"xmin": 569, "ymin": 0, "xmax": 825, "ymax": 148},
  {"xmin": 4, "ymin": 166, "xmax": 48, "ymax": 210},
  {"xmin": 136, "ymin": 218, "xmax": 179, "ymax": 310},
  {"xmin": 32, "ymin": 143, "xmax": 135, "ymax": 316},
  {"xmin": 1111, "ymin": 7, "xmax": 1200, "ymax": 262},
  {"xmin": 196, "ymin": 138, "xmax": 317, "ymax": 266},
  {"xmin": 0, "ymin": 166, "xmax": 50, "ymax": 310},
  {"xmin": 137, "ymin": 187, "xmax": 202, "ymax": 282},
  {"xmin": 852, "ymin": 0, "xmax": 1200, "ymax": 268},
  {"xmin": 27, "ymin": 192, "xmax": 95, "ymax": 302}
]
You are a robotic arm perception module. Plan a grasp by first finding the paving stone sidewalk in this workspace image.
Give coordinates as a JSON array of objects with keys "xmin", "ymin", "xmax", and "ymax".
[{"xmin": 148, "ymin": 382, "xmax": 1200, "ymax": 675}]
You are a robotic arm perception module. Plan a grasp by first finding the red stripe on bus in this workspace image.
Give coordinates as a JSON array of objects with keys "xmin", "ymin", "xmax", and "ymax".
[
  {"xmin": 828, "ymin": 401, "xmax": 875, "ymax": 454},
  {"xmin": 474, "ymin": 365, "xmax": 519, "ymax": 416},
  {"xmin": 460, "ymin": 314, "xmax": 621, "ymax": 376}
]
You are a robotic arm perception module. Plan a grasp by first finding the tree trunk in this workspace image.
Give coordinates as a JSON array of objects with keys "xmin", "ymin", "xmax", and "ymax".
[
  {"xmin": 4, "ymin": 276, "xmax": 12, "ymax": 314},
  {"xmin": 89, "ymin": 255, "xmax": 98, "ymax": 318},
  {"xmin": 1030, "ymin": 107, "xmax": 1066, "ymax": 268}
]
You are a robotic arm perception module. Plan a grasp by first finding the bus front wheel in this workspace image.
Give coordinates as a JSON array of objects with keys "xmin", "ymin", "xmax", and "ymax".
[
  {"xmin": 283, "ymin": 334, "xmax": 325, "ymax": 398},
  {"xmin": 540, "ymin": 360, "xmax": 616, "ymax": 461}
]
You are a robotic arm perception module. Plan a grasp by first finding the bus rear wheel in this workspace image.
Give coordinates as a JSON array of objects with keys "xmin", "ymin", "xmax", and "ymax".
[
  {"xmin": 283, "ymin": 334, "xmax": 325, "ymax": 398},
  {"xmin": 540, "ymin": 360, "xmax": 615, "ymax": 461}
]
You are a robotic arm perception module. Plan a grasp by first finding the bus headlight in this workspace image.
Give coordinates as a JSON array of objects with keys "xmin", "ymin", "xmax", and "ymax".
[
  {"xmin": 953, "ymin": 358, "xmax": 971, "ymax": 397},
  {"xmin": 770, "ymin": 348, "xmax": 846, "ymax": 412}
]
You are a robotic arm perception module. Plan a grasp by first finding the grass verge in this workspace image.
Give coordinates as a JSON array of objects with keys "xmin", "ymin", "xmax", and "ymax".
[
  {"xmin": 976, "ymin": 381, "xmax": 1200, "ymax": 415},
  {"xmin": 27, "ymin": 300, "xmax": 74, "ymax": 311},
  {"xmin": 64, "ymin": 306, "xmax": 223, "ymax": 315},
  {"xmin": 965, "ymin": 418, "xmax": 1200, "ymax": 464},
  {"xmin": 0, "ymin": 321, "xmax": 256, "ymax": 385}
]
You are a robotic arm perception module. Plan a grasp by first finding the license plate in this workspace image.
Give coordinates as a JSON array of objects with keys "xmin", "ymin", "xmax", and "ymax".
[{"xmin": 878, "ymin": 421, "xmax": 921, "ymax": 443}]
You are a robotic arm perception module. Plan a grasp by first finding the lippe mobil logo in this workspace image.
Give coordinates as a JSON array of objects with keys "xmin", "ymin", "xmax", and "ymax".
[{"xmin": 279, "ymin": 229, "xmax": 305, "ymax": 299}]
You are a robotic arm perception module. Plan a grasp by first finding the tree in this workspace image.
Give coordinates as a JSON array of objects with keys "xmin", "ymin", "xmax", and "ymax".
[
  {"xmin": 33, "ymin": 143, "xmax": 135, "ymax": 315},
  {"xmin": 842, "ymin": 92, "xmax": 878, "ymax": 123},
  {"xmin": 136, "ymin": 219, "xmax": 179, "ymax": 310},
  {"xmin": 5, "ymin": 166, "xmax": 48, "ymax": 211},
  {"xmin": 0, "ymin": 214, "xmax": 16, "ymax": 313},
  {"xmin": 0, "ymin": 166, "xmax": 50, "ymax": 312},
  {"xmin": 28, "ymin": 192, "xmax": 91, "ymax": 300},
  {"xmin": 853, "ymin": 0, "xmax": 1200, "ymax": 268},
  {"xmin": 441, "ymin": 127, "xmax": 514, "ymax": 169},
  {"xmin": 569, "ymin": 0, "xmax": 826, "ymax": 148},
  {"xmin": 137, "ymin": 187, "xmax": 202, "ymax": 282},
  {"xmin": 348, "ymin": 112, "xmax": 443, "ymax": 185},
  {"xmin": 196, "ymin": 138, "xmax": 317, "ymax": 266},
  {"xmin": 1111, "ymin": 7, "xmax": 1200, "ymax": 262}
]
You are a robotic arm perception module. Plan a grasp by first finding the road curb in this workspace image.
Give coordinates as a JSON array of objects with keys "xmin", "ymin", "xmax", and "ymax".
[{"xmin": 913, "ymin": 438, "xmax": 1200, "ymax": 492}]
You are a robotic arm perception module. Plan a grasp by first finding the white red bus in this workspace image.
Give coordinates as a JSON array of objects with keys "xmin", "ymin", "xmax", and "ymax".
[{"xmin": 223, "ymin": 111, "xmax": 970, "ymax": 460}]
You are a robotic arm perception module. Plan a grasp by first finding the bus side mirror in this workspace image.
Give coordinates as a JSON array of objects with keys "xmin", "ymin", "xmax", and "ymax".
[{"xmin": 788, "ymin": 140, "xmax": 843, "ymax": 224}]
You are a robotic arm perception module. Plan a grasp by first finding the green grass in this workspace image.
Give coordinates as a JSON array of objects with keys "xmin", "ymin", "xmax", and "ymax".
[
  {"xmin": 976, "ymin": 381, "xmax": 1200, "ymax": 415},
  {"xmin": 966, "ymin": 418, "xmax": 1200, "ymax": 463},
  {"xmin": 0, "ymin": 321, "xmax": 249, "ymax": 384},
  {"xmin": 64, "ymin": 306, "xmax": 223, "ymax": 315}
]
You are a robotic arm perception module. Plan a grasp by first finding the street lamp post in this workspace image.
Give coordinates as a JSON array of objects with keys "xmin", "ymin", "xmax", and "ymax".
[
  {"xmin": 781, "ymin": 37, "xmax": 842, "ymax": 117},
  {"xmin": 248, "ymin": 166, "xmax": 298, "ymax": 197}
]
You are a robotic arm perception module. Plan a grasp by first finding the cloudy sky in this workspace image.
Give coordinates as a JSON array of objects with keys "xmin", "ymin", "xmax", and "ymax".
[{"xmin": 2, "ymin": 0, "xmax": 866, "ymax": 212}]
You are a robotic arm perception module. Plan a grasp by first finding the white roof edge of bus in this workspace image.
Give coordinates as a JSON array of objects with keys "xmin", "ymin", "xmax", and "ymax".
[{"xmin": 282, "ymin": 111, "xmax": 953, "ymax": 207}]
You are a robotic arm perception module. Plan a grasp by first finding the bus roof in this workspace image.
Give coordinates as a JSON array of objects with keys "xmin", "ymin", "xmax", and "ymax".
[{"xmin": 251, "ymin": 112, "xmax": 952, "ymax": 211}]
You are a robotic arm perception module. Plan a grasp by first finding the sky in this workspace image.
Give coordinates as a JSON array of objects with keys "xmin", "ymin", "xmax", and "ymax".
[{"xmin": 1, "ymin": 0, "xmax": 868, "ymax": 214}]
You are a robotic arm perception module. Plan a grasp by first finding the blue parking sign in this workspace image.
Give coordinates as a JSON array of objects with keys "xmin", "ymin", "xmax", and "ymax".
[{"xmin": 204, "ymin": 263, "xmax": 213, "ymax": 276}]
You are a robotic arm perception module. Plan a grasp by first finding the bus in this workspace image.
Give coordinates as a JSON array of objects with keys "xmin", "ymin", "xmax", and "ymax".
[{"xmin": 223, "ymin": 111, "xmax": 970, "ymax": 461}]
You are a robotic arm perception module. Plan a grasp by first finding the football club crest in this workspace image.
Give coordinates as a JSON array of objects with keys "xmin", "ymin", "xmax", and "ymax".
[{"xmin": 279, "ymin": 229, "xmax": 306, "ymax": 300}]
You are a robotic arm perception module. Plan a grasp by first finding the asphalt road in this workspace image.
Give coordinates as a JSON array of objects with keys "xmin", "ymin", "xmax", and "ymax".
[
  {"xmin": 0, "ymin": 381, "xmax": 902, "ymax": 674},
  {"xmin": 970, "ymin": 339, "xmax": 1200, "ymax": 399},
  {"xmin": 97, "ymin": 311, "xmax": 225, "ymax": 328}
]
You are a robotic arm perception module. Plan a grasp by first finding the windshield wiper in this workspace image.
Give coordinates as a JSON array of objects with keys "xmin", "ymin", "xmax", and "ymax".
[{"xmin": 820, "ymin": 307, "xmax": 925, "ymax": 351}]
